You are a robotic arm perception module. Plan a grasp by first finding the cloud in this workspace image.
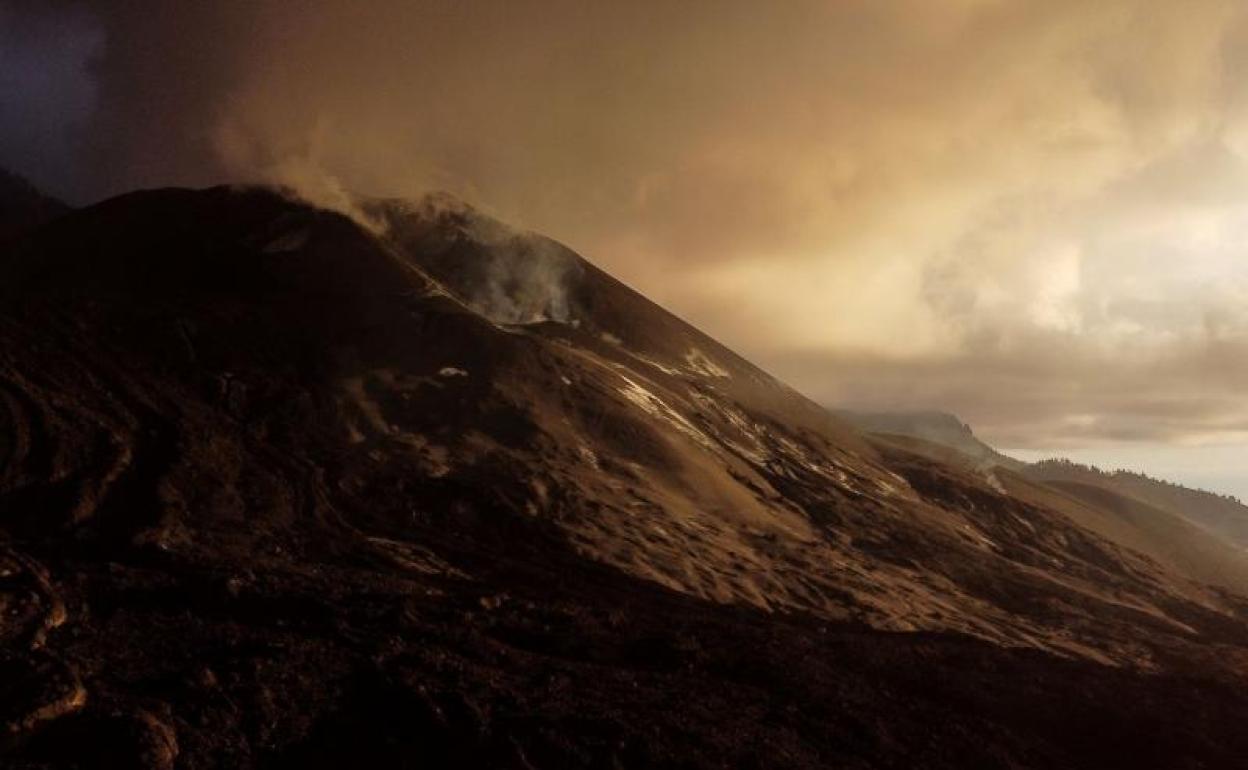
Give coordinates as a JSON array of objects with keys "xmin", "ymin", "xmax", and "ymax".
[{"xmin": 5, "ymin": 0, "xmax": 1248, "ymax": 448}]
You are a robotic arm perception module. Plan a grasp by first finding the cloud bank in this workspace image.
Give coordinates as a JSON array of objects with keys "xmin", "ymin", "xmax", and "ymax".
[{"xmin": 5, "ymin": 0, "xmax": 1248, "ymax": 451}]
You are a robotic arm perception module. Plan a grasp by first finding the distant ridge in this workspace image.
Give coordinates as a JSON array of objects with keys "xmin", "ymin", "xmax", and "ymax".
[
  {"xmin": 1024, "ymin": 458, "xmax": 1248, "ymax": 549},
  {"xmin": 838, "ymin": 409, "xmax": 1023, "ymax": 471},
  {"xmin": 840, "ymin": 407, "xmax": 1248, "ymax": 552}
]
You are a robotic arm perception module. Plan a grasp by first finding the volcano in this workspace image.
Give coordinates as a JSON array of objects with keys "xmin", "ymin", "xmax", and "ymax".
[{"xmin": 3, "ymin": 184, "xmax": 1248, "ymax": 769}]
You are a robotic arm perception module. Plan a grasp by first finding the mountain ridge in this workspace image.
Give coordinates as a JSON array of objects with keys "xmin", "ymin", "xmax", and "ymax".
[
  {"xmin": 1024, "ymin": 458, "xmax": 1248, "ymax": 549},
  {"xmin": 838, "ymin": 409, "xmax": 1024, "ymax": 471},
  {"xmin": 0, "ymin": 168, "xmax": 70, "ymax": 244},
  {"xmin": 840, "ymin": 406, "xmax": 1248, "ymax": 555}
]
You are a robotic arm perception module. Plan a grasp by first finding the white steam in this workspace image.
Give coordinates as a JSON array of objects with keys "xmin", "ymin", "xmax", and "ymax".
[
  {"xmin": 381, "ymin": 193, "xmax": 582, "ymax": 326},
  {"xmin": 264, "ymin": 157, "xmax": 387, "ymax": 235},
  {"xmin": 472, "ymin": 235, "xmax": 578, "ymax": 325}
]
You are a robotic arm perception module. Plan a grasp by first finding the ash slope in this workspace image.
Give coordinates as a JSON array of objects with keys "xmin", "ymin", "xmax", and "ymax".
[
  {"xmin": 2, "ymin": 186, "xmax": 1248, "ymax": 768},
  {"xmin": 1025, "ymin": 458, "xmax": 1248, "ymax": 548}
]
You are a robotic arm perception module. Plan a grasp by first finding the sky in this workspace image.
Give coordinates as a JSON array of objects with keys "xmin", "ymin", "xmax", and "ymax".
[{"xmin": 2, "ymin": 0, "xmax": 1246, "ymax": 497}]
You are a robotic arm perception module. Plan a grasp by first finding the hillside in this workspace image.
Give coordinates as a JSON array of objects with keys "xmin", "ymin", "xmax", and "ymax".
[
  {"xmin": 1025, "ymin": 459, "xmax": 1248, "ymax": 549},
  {"xmin": 842, "ymin": 411, "xmax": 1248, "ymax": 591},
  {"xmin": 1, "ymin": 185, "xmax": 1248, "ymax": 767}
]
